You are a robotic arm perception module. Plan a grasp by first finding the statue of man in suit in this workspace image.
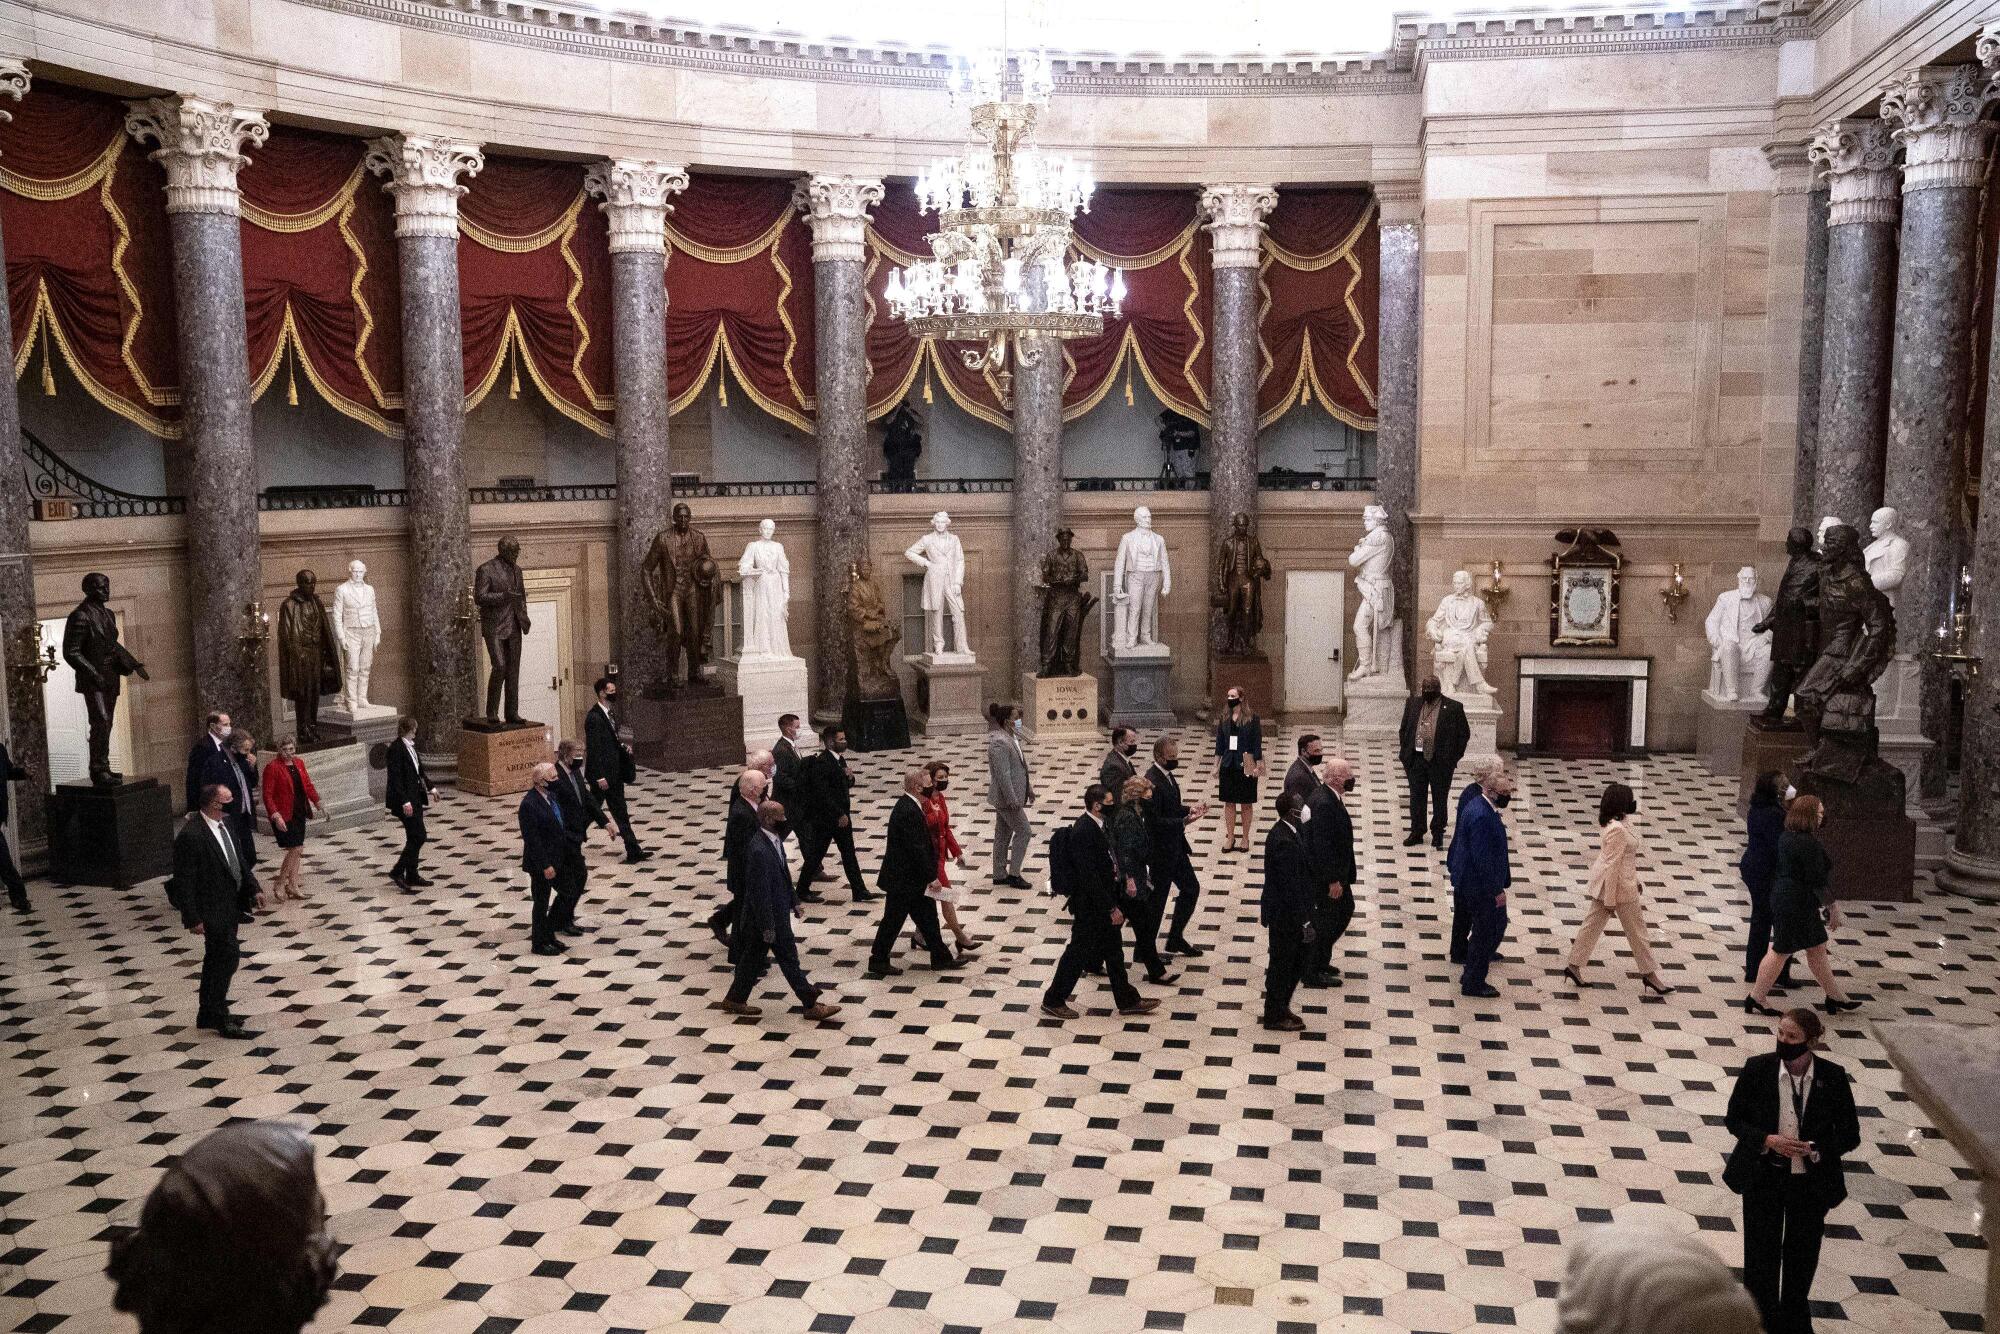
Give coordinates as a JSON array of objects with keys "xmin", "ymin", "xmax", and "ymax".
[
  {"xmin": 62, "ymin": 572, "xmax": 148, "ymax": 787},
  {"xmin": 474, "ymin": 536, "xmax": 531, "ymax": 725}
]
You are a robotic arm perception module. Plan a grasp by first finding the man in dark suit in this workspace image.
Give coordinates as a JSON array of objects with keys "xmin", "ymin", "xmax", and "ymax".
[
  {"xmin": 585, "ymin": 675, "xmax": 647, "ymax": 863},
  {"xmin": 167, "ymin": 783, "xmax": 256, "ymax": 1038},
  {"xmin": 796, "ymin": 728, "xmax": 870, "ymax": 903},
  {"xmin": 0, "ymin": 741, "xmax": 32, "ymax": 911},
  {"xmin": 773, "ymin": 713, "xmax": 805, "ymax": 821},
  {"xmin": 720, "ymin": 800, "xmax": 841, "ymax": 1022},
  {"xmin": 1042, "ymin": 785, "xmax": 1158, "ymax": 1019},
  {"xmin": 184, "ymin": 712, "xmax": 236, "ymax": 814},
  {"xmin": 386, "ymin": 714, "xmax": 437, "ymax": 889},
  {"xmin": 1281, "ymin": 733, "xmax": 1325, "ymax": 807},
  {"xmin": 518, "ymin": 762, "xmax": 571, "ymax": 956},
  {"xmin": 1399, "ymin": 675, "xmax": 1471, "ymax": 848},
  {"xmin": 1259, "ymin": 792, "xmax": 1316, "ymax": 1033},
  {"xmin": 1099, "ymin": 727, "xmax": 1140, "ymax": 797},
  {"xmin": 1447, "ymin": 759, "xmax": 1513, "ymax": 998},
  {"xmin": 552, "ymin": 739, "xmax": 610, "ymax": 936},
  {"xmin": 715, "ymin": 769, "xmax": 768, "ymax": 957},
  {"xmin": 1143, "ymin": 737, "xmax": 1210, "ymax": 956},
  {"xmin": 1302, "ymin": 756, "xmax": 1358, "ymax": 988},
  {"xmin": 866, "ymin": 769, "xmax": 959, "ymax": 978}
]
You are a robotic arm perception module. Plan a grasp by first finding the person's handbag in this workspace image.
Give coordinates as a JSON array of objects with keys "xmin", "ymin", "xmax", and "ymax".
[{"xmin": 926, "ymin": 880, "xmax": 965, "ymax": 906}]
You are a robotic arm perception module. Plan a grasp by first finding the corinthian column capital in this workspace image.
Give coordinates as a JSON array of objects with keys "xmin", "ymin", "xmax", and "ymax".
[
  {"xmin": 1806, "ymin": 118, "xmax": 1899, "ymax": 227},
  {"xmin": 365, "ymin": 134, "xmax": 485, "ymax": 239},
  {"xmin": 1879, "ymin": 65, "xmax": 1998, "ymax": 192},
  {"xmin": 1199, "ymin": 184, "xmax": 1278, "ymax": 269},
  {"xmin": 792, "ymin": 174, "xmax": 884, "ymax": 263},
  {"xmin": 124, "ymin": 95, "xmax": 270, "ymax": 216},
  {"xmin": 584, "ymin": 159, "xmax": 689, "ymax": 256},
  {"xmin": 0, "ymin": 58, "xmax": 29, "ymax": 123}
]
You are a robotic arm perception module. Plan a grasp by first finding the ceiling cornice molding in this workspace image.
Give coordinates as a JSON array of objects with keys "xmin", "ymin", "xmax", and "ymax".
[{"xmin": 1398, "ymin": 2, "xmax": 1817, "ymax": 77}]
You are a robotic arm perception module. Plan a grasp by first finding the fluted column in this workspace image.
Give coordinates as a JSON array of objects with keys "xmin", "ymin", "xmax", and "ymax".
[
  {"xmin": 795, "ymin": 175, "xmax": 883, "ymax": 720},
  {"xmin": 125, "ymin": 95, "xmax": 272, "ymax": 742},
  {"xmin": 1011, "ymin": 331, "xmax": 1064, "ymax": 682},
  {"xmin": 1806, "ymin": 118, "xmax": 1899, "ymax": 527},
  {"xmin": 1199, "ymin": 184, "xmax": 1277, "ymax": 660},
  {"xmin": 1939, "ymin": 26, "xmax": 2000, "ymax": 901},
  {"xmin": 1766, "ymin": 140, "xmax": 1830, "ymax": 527},
  {"xmin": 0, "ymin": 60, "xmax": 46, "ymax": 865},
  {"xmin": 1374, "ymin": 182, "xmax": 1421, "ymax": 679},
  {"xmin": 586, "ymin": 159, "xmax": 688, "ymax": 694},
  {"xmin": 366, "ymin": 134, "xmax": 483, "ymax": 764}
]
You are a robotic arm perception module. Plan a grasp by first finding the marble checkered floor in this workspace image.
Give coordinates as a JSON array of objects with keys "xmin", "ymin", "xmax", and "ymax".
[{"xmin": 1, "ymin": 731, "xmax": 1993, "ymax": 1334}]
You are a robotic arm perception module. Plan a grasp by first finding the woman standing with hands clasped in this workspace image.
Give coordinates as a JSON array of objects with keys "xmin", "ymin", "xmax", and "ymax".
[
  {"xmin": 1561, "ymin": 782, "xmax": 1672, "ymax": 995},
  {"xmin": 1213, "ymin": 688, "xmax": 1263, "ymax": 853},
  {"xmin": 1745, "ymin": 794, "xmax": 1863, "ymax": 1017}
]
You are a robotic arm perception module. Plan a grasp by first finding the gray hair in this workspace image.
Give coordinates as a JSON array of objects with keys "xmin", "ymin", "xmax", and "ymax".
[
  {"xmin": 1469, "ymin": 755, "xmax": 1511, "ymax": 788},
  {"xmin": 1556, "ymin": 1225, "xmax": 1761, "ymax": 1334}
]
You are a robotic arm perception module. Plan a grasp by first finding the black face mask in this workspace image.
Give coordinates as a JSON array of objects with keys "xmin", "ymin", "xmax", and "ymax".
[
  {"xmin": 934, "ymin": 779, "xmax": 949, "ymax": 791},
  {"xmin": 1342, "ymin": 777, "xmax": 1356, "ymax": 793},
  {"xmin": 921, "ymin": 787, "xmax": 934, "ymax": 798},
  {"xmin": 830, "ymin": 742, "xmax": 847, "ymax": 754},
  {"xmin": 1307, "ymin": 754, "xmax": 1323, "ymax": 766},
  {"xmin": 1491, "ymin": 792, "xmax": 1512, "ymax": 808},
  {"xmin": 1121, "ymin": 743, "xmax": 1138, "ymax": 756},
  {"xmin": 604, "ymin": 692, "xmax": 618, "ymax": 705},
  {"xmin": 1421, "ymin": 688, "xmax": 1440, "ymax": 702},
  {"xmin": 1161, "ymin": 758, "xmax": 1179, "ymax": 771},
  {"xmin": 1775, "ymin": 1039, "xmax": 1811, "ymax": 1063}
]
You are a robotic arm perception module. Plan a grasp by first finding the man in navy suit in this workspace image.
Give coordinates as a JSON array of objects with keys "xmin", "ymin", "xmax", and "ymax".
[
  {"xmin": 167, "ymin": 783, "xmax": 256, "ymax": 1038},
  {"xmin": 184, "ymin": 712, "xmax": 236, "ymax": 814},
  {"xmin": 866, "ymin": 769, "xmax": 959, "ymax": 978},
  {"xmin": 720, "ymin": 800, "xmax": 839, "ymax": 1022},
  {"xmin": 518, "ymin": 762, "xmax": 571, "ymax": 957},
  {"xmin": 1447, "ymin": 758, "xmax": 1515, "ymax": 999},
  {"xmin": 585, "ymin": 676, "xmax": 647, "ymax": 863},
  {"xmin": 550, "ymin": 739, "xmax": 609, "ymax": 937}
]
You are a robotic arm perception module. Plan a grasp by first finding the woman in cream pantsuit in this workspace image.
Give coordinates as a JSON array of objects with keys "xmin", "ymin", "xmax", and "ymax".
[{"xmin": 1563, "ymin": 782, "xmax": 1673, "ymax": 995}]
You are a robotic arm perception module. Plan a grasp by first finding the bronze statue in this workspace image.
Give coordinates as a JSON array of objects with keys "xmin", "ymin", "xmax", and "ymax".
[
  {"xmin": 1036, "ymin": 528, "xmax": 1095, "ymax": 678},
  {"xmin": 473, "ymin": 536, "xmax": 531, "ymax": 724},
  {"xmin": 846, "ymin": 557, "xmax": 902, "ymax": 700},
  {"xmin": 1753, "ymin": 525, "xmax": 1822, "ymax": 724},
  {"xmin": 641, "ymin": 502, "xmax": 718, "ymax": 688},
  {"xmin": 62, "ymin": 572, "xmax": 148, "ymax": 787},
  {"xmin": 1793, "ymin": 523, "xmax": 1896, "ymax": 786},
  {"xmin": 277, "ymin": 570, "xmax": 340, "ymax": 743},
  {"xmin": 106, "ymin": 1120, "xmax": 337, "ymax": 1334},
  {"xmin": 881, "ymin": 400, "xmax": 922, "ymax": 488},
  {"xmin": 1212, "ymin": 511, "xmax": 1272, "ymax": 657}
]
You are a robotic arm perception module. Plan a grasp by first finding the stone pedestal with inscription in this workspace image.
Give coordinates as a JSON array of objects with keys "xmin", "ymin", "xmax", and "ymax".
[
  {"xmin": 457, "ymin": 720, "xmax": 551, "ymax": 797},
  {"xmin": 1696, "ymin": 690, "xmax": 1763, "ymax": 778},
  {"xmin": 628, "ymin": 689, "xmax": 745, "ymax": 773},
  {"xmin": 1107, "ymin": 650, "xmax": 1175, "ymax": 729},
  {"xmin": 322, "ymin": 707, "xmax": 401, "ymax": 803},
  {"xmin": 1023, "ymin": 673, "xmax": 1100, "ymax": 740}
]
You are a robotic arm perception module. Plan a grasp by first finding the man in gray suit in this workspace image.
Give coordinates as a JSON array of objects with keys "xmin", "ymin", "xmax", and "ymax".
[
  {"xmin": 474, "ymin": 535, "xmax": 531, "ymax": 725},
  {"xmin": 986, "ymin": 702, "xmax": 1034, "ymax": 889},
  {"xmin": 1099, "ymin": 726, "xmax": 1140, "ymax": 798}
]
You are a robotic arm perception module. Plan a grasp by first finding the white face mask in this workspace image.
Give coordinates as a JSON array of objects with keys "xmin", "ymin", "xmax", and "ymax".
[
  {"xmin": 1298, "ymin": 805, "xmax": 1312, "ymax": 824},
  {"xmin": 1783, "ymin": 784, "xmax": 1798, "ymax": 802}
]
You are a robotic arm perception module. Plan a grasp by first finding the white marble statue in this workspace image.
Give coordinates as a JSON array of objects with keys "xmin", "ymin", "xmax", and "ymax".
[
  {"xmin": 1427, "ymin": 570, "xmax": 1498, "ymax": 696},
  {"xmin": 1347, "ymin": 504, "xmax": 1400, "ymax": 679},
  {"xmin": 1864, "ymin": 505, "xmax": 1909, "ymax": 609},
  {"xmin": 1112, "ymin": 505, "xmax": 1173, "ymax": 653},
  {"xmin": 904, "ymin": 510, "xmax": 971, "ymax": 658},
  {"xmin": 736, "ymin": 518, "xmax": 793, "ymax": 659},
  {"xmin": 1704, "ymin": 566, "xmax": 1773, "ymax": 703},
  {"xmin": 330, "ymin": 559, "xmax": 382, "ymax": 712},
  {"xmin": 1816, "ymin": 514, "xmax": 1841, "ymax": 553}
]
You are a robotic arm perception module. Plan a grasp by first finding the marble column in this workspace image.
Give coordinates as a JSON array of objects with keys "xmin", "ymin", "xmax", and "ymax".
[
  {"xmin": 1938, "ymin": 23, "xmax": 2000, "ymax": 901},
  {"xmin": 1880, "ymin": 64, "xmax": 1996, "ymax": 801},
  {"xmin": 125, "ymin": 95, "xmax": 272, "ymax": 743},
  {"xmin": 585, "ymin": 159, "xmax": 688, "ymax": 694},
  {"xmin": 366, "ymin": 135, "xmax": 483, "ymax": 763},
  {"xmin": 1199, "ymin": 184, "xmax": 1277, "ymax": 661},
  {"xmin": 1766, "ymin": 139, "xmax": 1830, "ymax": 528},
  {"xmin": 1806, "ymin": 118, "xmax": 1899, "ymax": 528},
  {"xmin": 1373, "ymin": 182, "xmax": 1421, "ymax": 679},
  {"xmin": 794, "ymin": 175, "xmax": 883, "ymax": 720},
  {"xmin": 0, "ymin": 60, "xmax": 46, "ymax": 864},
  {"xmin": 1011, "ymin": 331, "xmax": 1063, "ymax": 680}
]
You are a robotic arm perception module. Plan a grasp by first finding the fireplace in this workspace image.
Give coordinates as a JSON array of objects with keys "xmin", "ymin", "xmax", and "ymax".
[{"xmin": 1515, "ymin": 656, "xmax": 1651, "ymax": 758}]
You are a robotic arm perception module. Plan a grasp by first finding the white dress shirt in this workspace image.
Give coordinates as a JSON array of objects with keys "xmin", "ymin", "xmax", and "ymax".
[{"xmin": 1776, "ymin": 1057, "xmax": 1816, "ymax": 1175}]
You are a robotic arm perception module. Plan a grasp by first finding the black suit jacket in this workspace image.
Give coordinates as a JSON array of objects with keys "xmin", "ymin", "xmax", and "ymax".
[
  {"xmin": 557, "ymin": 760, "xmax": 606, "ymax": 836},
  {"xmin": 877, "ymin": 793, "xmax": 934, "ymax": 895},
  {"xmin": 1399, "ymin": 694, "xmax": 1470, "ymax": 771},
  {"xmin": 723, "ymin": 791, "xmax": 759, "ymax": 897},
  {"xmin": 1302, "ymin": 786, "xmax": 1357, "ymax": 889},
  {"xmin": 801, "ymin": 750, "xmax": 854, "ymax": 827},
  {"xmin": 0, "ymin": 743, "xmax": 28, "ymax": 824},
  {"xmin": 1723, "ymin": 1052, "xmax": 1861, "ymax": 1210},
  {"xmin": 386, "ymin": 738, "xmax": 433, "ymax": 814},
  {"xmin": 1066, "ymin": 813, "xmax": 1118, "ymax": 919},
  {"xmin": 518, "ymin": 787, "xmax": 569, "ymax": 877},
  {"xmin": 185, "ymin": 734, "xmax": 236, "ymax": 814},
  {"xmin": 1259, "ymin": 820, "xmax": 1316, "ymax": 929},
  {"xmin": 773, "ymin": 737, "xmax": 803, "ymax": 808},
  {"xmin": 167, "ymin": 815, "xmax": 250, "ymax": 929},
  {"xmin": 742, "ymin": 833, "xmax": 795, "ymax": 937},
  {"xmin": 1281, "ymin": 756, "xmax": 1321, "ymax": 807},
  {"xmin": 1143, "ymin": 763, "xmax": 1193, "ymax": 866},
  {"xmin": 585, "ymin": 706, "xmax": 629, "ymax": 790},
  {"xmin": 1099, "ymin": 749, "xmax": 1137, "ymax": 798}
]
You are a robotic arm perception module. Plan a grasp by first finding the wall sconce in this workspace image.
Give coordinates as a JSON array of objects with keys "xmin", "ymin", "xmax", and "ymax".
[
  {"xmin": 1479, "ymin": 559, "xmax": 1510, "ymax": 616},
  {"xmin": 1660, "ymin": 562, "xmax": 1690, "ymax": 623},
  {"xmin": 454, "ymin": 582, "xmax": 476, "ymax": 635},
  {"xmin": 237, "ymin": 599, "xmax": 270, "ymax": 651},
  {"xmin": 11, "ymin": 623, "xmax": 56, "ymax": 687},
  {"xmin": 1924, "ymin": 566, "xmax": 1980, "ymax": 681}
]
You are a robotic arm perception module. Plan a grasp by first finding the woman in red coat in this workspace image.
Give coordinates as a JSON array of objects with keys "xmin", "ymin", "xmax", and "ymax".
[
  {"xmin": 261, "ymin": 737, "xmax": 325, "ymax": 903},
  {"xmin": 919, "ymin": 758, "xmax": 975, "ymax": 953}
]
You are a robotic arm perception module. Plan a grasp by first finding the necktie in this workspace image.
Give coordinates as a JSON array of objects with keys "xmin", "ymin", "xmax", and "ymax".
[{"xmin": 216, "ymin": 824, "xmax": 239, "ymax": 879}]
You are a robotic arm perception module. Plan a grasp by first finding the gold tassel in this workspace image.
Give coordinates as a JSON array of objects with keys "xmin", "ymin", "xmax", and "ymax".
[
  {"xmin": 507, "ymin": 343, "xmax": 521, "ymax": 400},
  {"xmin": 718, "ymin": 371, "xmax": 729, "ymax": 407},
  {"xmin": 286, "ymin": 345, "xmax": 300, "ymax": 406},
  {"xmin": 1298, "ymin": 371, "xmax": 1309, "ymax": 407},
  {"xmin": 39, "ymin": 321, "xmax": 55, "ymax": 396},
  {"xmin": 922, "ymin": 353, "xmax": 934, "ymax": 405},
  {"xmin": 1123, "ymin": 353, "xmax": 1133, "ymax": 406}
]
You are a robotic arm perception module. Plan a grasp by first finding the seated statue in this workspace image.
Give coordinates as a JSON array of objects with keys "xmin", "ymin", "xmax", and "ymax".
[
  {"xmin": 1794, "ymin": 523, "xmax": 1897, "ymax": 790},
  {"xmin": 846, "ymin": 558, "xmax": 903, "ymax": 701},
  {"xmin": 1704, "ymin": 566, "xmax": 1773, "ymax": 704},
  {"xmin": 1427, "ymin": 570, "xmax": 1497, "ymax": 696}
]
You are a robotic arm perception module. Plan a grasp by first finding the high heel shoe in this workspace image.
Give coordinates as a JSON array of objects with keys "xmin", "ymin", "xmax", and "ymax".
[
  {"xmin": 1641, "ymin": 974, "xmax": 1674, "ymax": 997},
  {"xmin": 1743, "ymin": 995, "xmax": 1780, "ymax": 1017},
  {"xmin": 1822, "ymin": 996, "xmax": 1864, "ymax": 1014},
  {"xmin": 1560, "ymin": 965, "xmax": 1591, "ymax": 989}
]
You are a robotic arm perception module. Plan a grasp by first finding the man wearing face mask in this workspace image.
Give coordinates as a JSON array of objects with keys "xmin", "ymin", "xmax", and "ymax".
[
  {"xmin": 586, "ymin": 676, "xmax": 648, "ymax": 863},
  {"xmin": 1282, "ymin": 734, "xmax": 1325, "ymax": 808},
  {"xmin": 1301, "ymin": 755, "xmax": 1358, "ymax": 987},
  {"xmin": 1447, "ymin": 756, "xmax": 1514, "ymax": 998},
  {"xmin": 168, "ymin": 783, "xmax": 257, "ymax": 1038},
  {"xmin": 1398, "ymin": 674, "xmax": 1470, "ymax": 849},
  {"xmin": 1258, "ymin": 791, "xmax": 1316, "ymax": 1032},
  {"xmin": 1100, "ymin": 727, "xmax": 1141, "ymax": 797},
  {"xmin": 1143, "ymin": 736, "xmax": 1212, "ymax": 956},
  {"xmin": 720, "ymin": 800, "xmax": 842, "ymax": 1023},
  {"xmin": 795, "ymin": 727, "xmax": 871, "ymax": 903}
]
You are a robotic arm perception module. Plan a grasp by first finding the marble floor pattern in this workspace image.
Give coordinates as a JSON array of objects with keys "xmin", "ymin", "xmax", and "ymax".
[{"xmin": 0, "ymin": 731, "xmax": 1993, "ymax": 1334}]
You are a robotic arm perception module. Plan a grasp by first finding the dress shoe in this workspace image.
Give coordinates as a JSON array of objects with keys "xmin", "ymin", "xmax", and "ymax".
[
  {"xmin": 929, "ymin": 956, "xmax": 968, "ymax": 971},
  {"xmin": 1743, "ymin": 994, "xmax": 1781, "ymax": 1017},
  {"xmin": 1822, "ymin": 996, "xmax": 1865, "ymax": 1014},
  {"xmin": 1260, "ymin": 1015, "xmax": 1307, "ymax": 1032},
  {"xmin": 718, "ymin": 999, "xmax": 762, "ymax": 1017},
  {"xmin": 389, "ymin": 869, "xmax": 411, "ymax": 890},
  {"xmin": 850, "ymin": 890, "xmax": 877, "ymax": 903},
  {"xmin": 624, "ymin": 849, "xmax": 652, "ymax": 865},
  {"xmin": 864, "ymin": 964, "xmax": 902, "ymax": 979},
  {"xmin": 1402, "ymin": 833, "xmax": 1424, "ymax": 847},
  {"xmin": 7, "ymin": 895, "xmax": 28, "ymax": 912},
  {"xmin": 1431, "ymin": 837, "xmax": 1444, "ymax": 850},
  {"xmin": 1117, "ymin": 998, "xmax": 1161, "ymax": 1016},
  {"xmin": 797, "ymin": 889, "xmax": 825, "ymax": 905},
  {"xmin": 1560, "ymin": 965, "xmax": 1592, "ymax": 989},
  {"xmin": 1301, "ymin": 974, "xmax": 1333, "ymax": 990},
  {"xmin": 1040, "ymin": 1002, "xmax": 1079, "ymax": 1020},
  {"xmin": 1146, "ymin": 970, "xmax": 1179, "ymax": 986},
  {"xmin": 533, "ymin": 941, "xmax": 563, "ymax": 956},
  {"xmin": 802, "ymin": 1002, "xmax": 842, "ymax": 1022},
  {"xmin": 213, "ymin": 1019, "xmax": 257, "ymax": 1040},
  {"xmin": 1001, "ymin": 875, "xmax": 1033, "ymax": 890},
  {"xmin": 709, "ymin": 921, "xmax": 732, "ymax": 947},
  {"xmin": 407, "ymin": 873, "xmax": 433, "ymax": 887},
  {"xmin": 1461, "ymin": 984, "xmax": 1501, "ymax": 999},
  {"xmin": 237, "ymin": 911, "xmax": 254, "ymax": 924},
  {"xmin": 1164, "ymin": 938, "xmax": 1205, "ymax": 957},
  {"xmin": 557, "ymin": 925, "xmax": 584, "ymax": 938}
]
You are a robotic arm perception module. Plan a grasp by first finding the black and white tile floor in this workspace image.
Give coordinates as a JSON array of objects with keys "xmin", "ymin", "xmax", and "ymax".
[{"xmin": 0, "ymin": 731, "xmax": 1991, "ymax": 1333}]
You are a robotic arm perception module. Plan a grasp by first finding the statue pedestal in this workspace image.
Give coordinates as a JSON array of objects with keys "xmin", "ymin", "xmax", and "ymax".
[
  {"xmin": 1453, "ymin": 689, "xmax": 1502, "ymax": 758},
  {"xmin": 457, "ymin": 720, "xmax": 552, "ymax": 797},
  {"xmin": 46, "ymin": 779, "xmax": 173, "ymax": 888},
  {"xmin": 321, "ymin": 707, "xmax": 402, "ymax": 804},
  {"xmin": 1341, "ymin": 674, "xmax": 1407, "ymax": 741},
  {"xmin": 1210, "ymin": 656, "xmax": 1274, "ymax": 720},
  {"xmin": 907, "ymin": 654, "xmax": 986, "ymax": 736},
  {"xmin": 1107, "ymin": 651, "xmax": 1175, "ymax": 728},
  {"xmin": 1696, "ymin": 691, "xmax": 1763, "ymax": 778},
  {"xmin": 844, "ymin": 693, "xmax": 912, "ymax": 752},
  {"xmin": 1791, "ymin": 768, "xmax": 1916, "ymax": 903},
  {"xmin": 629, "ymin": 690, "xmax": 745, "ymax": 773},
  {"xmin": 1023, "ymin": 673, "xmax": 1100, "ymax": 740},
  {"xmin": 267, "ymin": 739, "xmax": 376, "ymax": 834},
  {"xmin": 720, "ymin": 654, "xmax": 815, "ymax": 750},
  {"xmin": 1737, "ymin": 720, "xmax": 1809, "ymax": 815},
  {"xmin": 1873, "ymin": 654, "xmax": 1948, "ymax": 869}
]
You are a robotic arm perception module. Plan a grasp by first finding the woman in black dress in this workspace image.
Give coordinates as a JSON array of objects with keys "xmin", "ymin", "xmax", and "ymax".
[
  {"xmin": 1739, "ymin": 771, "xmax": 1795, "ymax": 990},
  {"xmin": 261, "ymin": 736, "xmax": 325, "ymax": 903},
  {"xmin": 1746, "ymin": 795, "xmax": 1861, "ymax": 1016},
  {"xmin": 1213, "ymin": 688, "xmax": 1263, "ymax": 853},
  {"xmin": 225, "ymin": 730, "xmax": 263, "ymax": 911}
]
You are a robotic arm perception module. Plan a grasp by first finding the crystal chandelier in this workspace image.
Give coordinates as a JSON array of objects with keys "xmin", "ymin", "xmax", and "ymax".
[{"xmin": 883, "ymin": 22, "xmax": 1124, "ymax": 405}]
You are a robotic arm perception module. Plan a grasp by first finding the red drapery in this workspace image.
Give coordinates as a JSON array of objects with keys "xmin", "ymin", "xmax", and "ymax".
[
  {"xmin": 0, "ymin": 82, "xmax": 179, "ymax": 436},
  {"xmin": 1260, "ymin": 189, "xmax": 1379, "ymax": 429},
  {"xmin": 457, "ymin": 155, "xmax": 613, "ymax": 434},
  {"xmin": 664, "ymin": 175, "xmax": 816, "ymax": 429},
  {"xmin": 239, "ymin": 124, "xmax": 403, "ymax": 433}
]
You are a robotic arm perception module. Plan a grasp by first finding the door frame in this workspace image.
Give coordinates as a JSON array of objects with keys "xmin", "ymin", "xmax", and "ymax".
[
  {"xmin": 1282, "ymin": 569, "xmax": 1346, "ymax": 715},
  {"xmin": 473, "ymin": 568, "xmax": 577, "ymax": 743}
]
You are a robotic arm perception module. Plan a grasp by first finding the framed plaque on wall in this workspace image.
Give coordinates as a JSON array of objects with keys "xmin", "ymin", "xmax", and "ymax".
[{"xmin": 1549, "ymin": 528, "xmax": 1622, "ymax": 647}]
